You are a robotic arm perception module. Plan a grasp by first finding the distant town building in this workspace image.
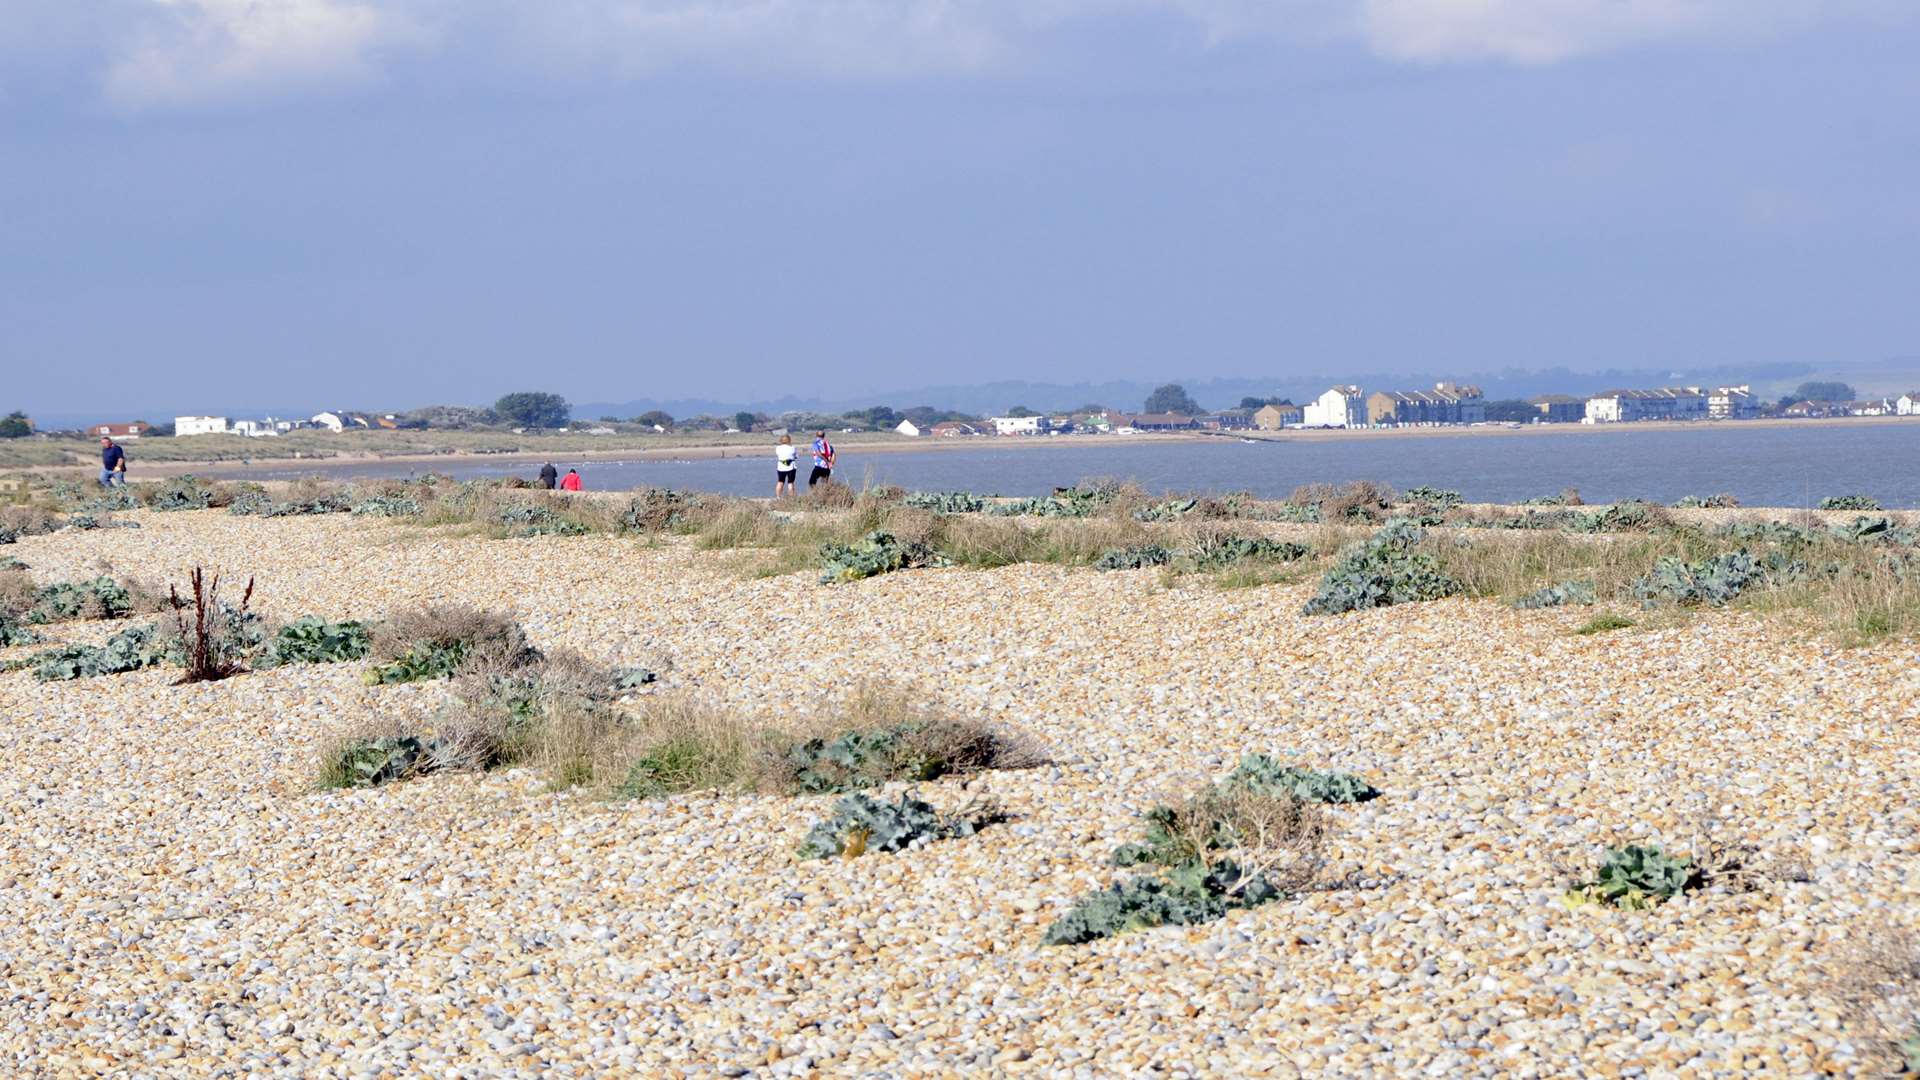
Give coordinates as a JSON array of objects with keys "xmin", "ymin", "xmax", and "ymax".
[
  {"xmin": 1527, "ymin": 395, "xmax": 1585, "ymax": 423},
  {"xmin": 1847, "ymin": 399, "xmax": 1893, "ymax": 417},
  {"xmin": 1898, "ymin": 394, "xmax": 1920, "ymax": 417},
  {"xmin": 1303, "ymin": 386, "xmax": 1367, "ymax": 428},
  {"xmin": 1195, "ymin": 412, "xmax": 1254, "ymax": 431},
  {"xmin": 1707, "ymin": 385, "xmax": 1759, "ymax": 420},
  {"xmin": 990, "ymin": 415, "xmax": 1050, "ymax": 436},
  {"xmin": 174, "ymin": 416, "xmax": 229, "ymax": 436},
  {"xmin": 88, "ymin": 422, "xmax": 152, "ymax": 439},
  {"xmin": 928, "ymin": 422, "xmax": 979, "ymax": 437},
  {"xmin": 1123, "ymin": 413, "xmax": 1201, "ymax": 432},
  {"xmin": 1584, "ymin": 388, "xmax": 1708, "ymax": 423},
  {"xmin": 1252, "ymin": 402, "xmax": 1303, "ymax": 430},
  {"xmin": 311, "ymin": 411, "xmax": 372, "ymax": 432},
  {"xmin": 230, "ymin": 419, "xmax": 280, "ymax": 438},
  {"xmin": 894, "ymin": 419, "xmax": 924, "ymax": 437},
  {"xmin": 1365, "ymin": 382, "xmax": 1485, "ymax": 426}
]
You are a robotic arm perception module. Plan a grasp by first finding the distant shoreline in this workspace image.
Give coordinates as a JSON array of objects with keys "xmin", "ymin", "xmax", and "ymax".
[{"xmin": 19, "ymin": 413, "xmax": 1919, "ymax": 480}]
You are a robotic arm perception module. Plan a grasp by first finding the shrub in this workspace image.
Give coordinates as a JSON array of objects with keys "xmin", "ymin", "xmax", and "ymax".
[
  {"xmin": 229, "ymin": 490, "xmax": 351, "ymax": 517},
  {"xmin": 351, "ymin": 494, "xmax": 422, "ymax": 517},
  {"xmin": 146, "ymin": 476, "xmax": 216, "ymax": 511},
  {"xmin": 492, "ymin": 502, "xmax": 590, "ymax": 537},
  {"xmin": 1513, "ymin": 580, "xmax": 1597, "ymax": 609},
  {"xmin": 1223, "ymin": 754, "xmax": 1378, "ymax": 803},
  {"xmin": 366, "ymin": 605, "xmax": 534, "ymax": 685},
  {"xmin": 1132, "ymin": 498, "xmax": 1199, "ymax": 523},
  {"xmin": 1563, "ymin": 844, "xmax": 1699, "ymax": 910},
  {"xmin": 1402, "ymin": 486, "xmax": 1463, "ymax": 511},
  {"xmin": 621, "ymin": 488, "xmax": 691, "ymax": 532},
  {"xmin": 1093, "ymin": 545, "xmax": 1174, "ymax": 571},
  {"xmin": 1632, "ymin": 550, "xmax": 1790, "ymax": 607},
  {"xmin": 1289, "ymin": 480, "xmax": 1395, "ymax": 522},
  {"xmin": 1186, "ymin": 532, "xmax": 1310, "ymax": 569},
  {"xmin": 819, "ymin": 531, "xmax": 945, "ymax": 584},
  {"xmin": 257, "ymin": 616, "xmax": 373, "ymax": 667},
  {"xmin": 802, "ymin": 481, "xmax": 857, "ymax": 509},
  {"xmin": 321, "ymin": 736, "xmax": 429, "ymax": 789},
  {"xmin": 1671, "ymin": 493, "xmax": 1739, "ymax": 509},
  {"xmin": 1303, "ymin": 519, "xmax": 1458, "ymax": 615},
  {"xmin": 1045, "ymin": 786, "xmax": 1323, "ymax": 946},
  {"xmin": 78, "ymin": 490, "xmax": 141, "ymax": 513},
  {"xmin": 0, "ymin": 505, "xmax": 62, "ymax": 543},
  {"xmin": 795, "ymin": 791, "xmax": 1000, "ymax": 860},
  {"xmin": 1821, "ymin": 494, "xmax": 1882, "ymax": 511},
  {"xmin": 0, "ymin": 613, "xmax": 42, "ymax": 646},
  {"xmin": 903, "ymin": 491, "xmax": 987, "ymax": 515},
  {"xmin": 24, "ymin": 577, "xmax": 134, "ymax": 624},
  {"xmin": 31, "ymin": 622, "xmax": 175, "ymax": 681},
  {"xmin": 1589, "ymin": 500, "xmax": 1672, "ymax": 533},
  {"xmin": 1575, "ymin": 612, "xmax": 1636, "ymax": 635},
  {"xmin": 772, "ymin": 720, "xmax": 1001, "ymax": 794}
]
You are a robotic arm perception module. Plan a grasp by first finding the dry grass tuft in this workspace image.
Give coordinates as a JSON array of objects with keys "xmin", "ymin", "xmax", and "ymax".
[{"xmin": 1824, "ymin": 927, "xmax": 1920, "ymax": 1074}]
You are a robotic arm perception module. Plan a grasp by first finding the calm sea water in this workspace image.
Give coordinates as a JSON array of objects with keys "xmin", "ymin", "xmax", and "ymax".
[{"xmin": 223, "ymin": 423, "xmax": 1920, "ymax": 508}]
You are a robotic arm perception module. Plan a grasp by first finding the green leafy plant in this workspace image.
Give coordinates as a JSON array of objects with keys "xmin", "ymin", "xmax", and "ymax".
[
  {"xmin": 1820, "ymin": 494, "xmax": 1881, "ymax": 511},
  {"xmin": 228, "ymin": 492, "xmax": 351, "ymax": 517},
  {"xmin": 1402, "ymin": 486, "xmax": 1463, "ymax": 511},
  {"xmin": 1093, "ymin": 544, "xmax": 1174, "ymax": 571},
  {"xmin": 1513, "ymin": 580, "xmax": 1597, "ymax": 609},
  {"xmin": 30, "ymin": 622, "xmax": 175, "ymax": 681},
  {"xmin": 903, "ymin": 491, "xmax": 988, "ymax": 515},
  {"xmin": 146, "ymin": 477, "xmax": 216, "ymax": 511},
  {"xmin": 492, "ymin": 502, "xmax": 590, "ymax": 537},
  {"xmin": 1132, "ymin": 498, "xmax": 1200, "ymax": 523},
  {"xmin": 1563, "ymin": 844, "xmax": 1699, "ymax": 910},
  {"xmin": 819, "ymin": 530, "xmax": 946, "ymax": 584},
  {"xmin": 1223, "ymin": 754, "xmax": 1378, "ymax": 803},
  {"xmin": 0, "ymin": 613, "xmax": 42, "ymax": 646},
  {"xmin": 322, "ymin": 736, "xmax": 429, "ymax": 788},
  {"xmin": 1575, "ymin": 612, "xmax": 1636, "ymax": 635},
  {"xmin": 1186, "ymin": 535, "xmax": 1310, "ymax": 569},
  {"xmin": 350, "ymin": 494, "xmax": 423, "ymax": 517},
  {"xmin": 257, "ymin": 616, "xmax": 373, "ymax": 667},
  {"xmin": 25, "ymin": 577, "xmax": 134, "ymax": 624},
  {"xmin": 1671, "ymin": 493, "xmax": 1739, "ymax": 509},
  {"xmin": 779, "ymin": 722, "xmax": 988, "ymax": 793},
  {"xmin": 365, "ymin": 605, "xmax": 534, "ymax": 685},
  {"xmin": 1631, "ymin": 550, "xmax": 1795, "ymax": 607},
  {"xmin": 794, "ymin": 791, "xmax": 998, "ymax": 859},
  {"xmin": 1303, "ymin": 519, "xmax": 1458, "ymax": 615}
]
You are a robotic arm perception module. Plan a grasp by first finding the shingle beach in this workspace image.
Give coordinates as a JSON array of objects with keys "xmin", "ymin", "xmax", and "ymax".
[{"xmin": 4, "ymin": 509, "xmax": 1918, "ymax": 1078}]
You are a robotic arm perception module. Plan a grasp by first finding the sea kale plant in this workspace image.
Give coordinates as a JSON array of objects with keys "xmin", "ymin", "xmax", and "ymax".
[
  {"xmin": 794, "ymin": 791, "xmax": 1001, "ymax": 859},
  {"xmin": 1186, "ymin": 534, "xmax": 1311, "ymax": 569},
  {"xmin": 322, "ymin": 736, "xmax": 430, "ymax": 789},
  {"xmin": 1303, "ymin": 519, "xmax": 1457, "ymax": 616},
  {"xmin": 1631, "ymin": 550, "xmax": 1806, "ymax": 608},
  {"xmin": 818, "ymin": 530, "xmax": 946, "ymax": 584},
  {"xmin": 1563, "ymin": 844, "xmax": 1700, "ymax": 910},
  {"xmin": 1093, "ymin": 545, "xmax": 1174, "ymax": 571},
  {"xmin": 365, "ymin": 605, "xmax": 536, "ymax": 685},
  {"xmin": 777, "ymin": 720, "xmax": 1000, "ymax": 794},
  {"xmin": 1222, "ymin": 754, "xmax": 1379, "ymax": 804},
  {"xmin": 903, "ymin": 491, "xmax": 989, "ymax": 515},
  {"xmin": 1671, "ymin": 493, "xmax": 1739, "ymax": 509},
  {"xmin": 257, "ymin": 616, "xmax": 373, "ymax": 668},
  {"xmin": 1402, "ymin": 486, "xmax": 1464, "ymax": 512},
  {"xmin": 25, "ymin": 577, "xmax": 135, "ymax": 624},
  {"xmin": 31, "ymin": 622, "xmax": 175, "ymax": 681},
  {"xmin": 1820, "ymin": 494, "xmax": 1882, "ymax": 511},
  {"xmin": 493, "ymin": 502, "xmax": 590, "ymax": 537}
]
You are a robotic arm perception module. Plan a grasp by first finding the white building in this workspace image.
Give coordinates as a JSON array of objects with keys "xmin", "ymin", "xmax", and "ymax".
[
  {"xmin": 1584, "ymin": 387, "xmax": 1709, "ymax": 423},
  {"xmin": 894, "ymin": 419, "xmax": 924, "ymax": 437},
  {"xmin": 990, "ymin": 415, "xmax": 1049, "ymax": 436},
  {"xmin": 174, "ymin": 416, "xmax": 229, "ymax": 436},
  {"xmin": 1898, "ymin": 394, "xmax": 1920, "ymax": 416},
  {"xmin": 1303, "ymin": 386, "xmax": 1366, "ymax": 428},
  {"xmin": 230, "ymin": 419, "xmax": 280, "ymax": 438},
  {"xmin": 311, "ymin": 412, "xmax": 347, "ymax": 432},
  {"xmin": 1707, "ymin": 385, "xmax": 1758, "ymax": 420}
]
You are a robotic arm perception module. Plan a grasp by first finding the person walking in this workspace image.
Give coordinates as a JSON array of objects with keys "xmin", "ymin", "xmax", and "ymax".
[
  {"xmin": 538, "ymin": 462, "xmax": 558, "ymax": 490},
  {"xmin": 99, "ymin": 437, "xmax": 126, "ymax": 488},
  {"xmin": 774, "ymin": 435, "xmax": 798, "ymax": 497},
  {"xmin": 559, "ymin": 468, "xmax": 582, "ymax": 491},
  {"xmin": 808, "ymin": 430, "xmax": 835, "ymax": 488}
]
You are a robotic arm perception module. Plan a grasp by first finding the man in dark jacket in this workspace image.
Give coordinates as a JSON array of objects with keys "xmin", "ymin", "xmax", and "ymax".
[
  {"xmin": 99, "ymin": 438, "xmax": 126, "ymax": 487},
  {"xmin": 538, "ymin": 462, "xmax": 558, "ymax": 490}
]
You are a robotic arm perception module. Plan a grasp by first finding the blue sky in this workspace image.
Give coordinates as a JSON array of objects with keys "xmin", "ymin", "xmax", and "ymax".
[{"xmin": 4, "ymin": 1, "xmax": 1918, "ymax": 418}]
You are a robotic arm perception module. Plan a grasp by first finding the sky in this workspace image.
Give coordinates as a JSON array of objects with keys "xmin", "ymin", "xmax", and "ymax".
[{"xmin": 3, "ymin": 1, "xmax": 1919, "ymax": 419}]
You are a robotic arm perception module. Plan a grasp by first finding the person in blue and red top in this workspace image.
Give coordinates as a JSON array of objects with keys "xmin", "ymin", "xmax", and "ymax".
[{"xmin": 808, "ymin": 431, "xmax": 835, "ymax": 488}]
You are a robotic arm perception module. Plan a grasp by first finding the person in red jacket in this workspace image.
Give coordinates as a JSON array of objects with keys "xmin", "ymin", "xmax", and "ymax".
[{"xmin": 559, "ymin": 468, "xmax": 582, "ymax": 491}]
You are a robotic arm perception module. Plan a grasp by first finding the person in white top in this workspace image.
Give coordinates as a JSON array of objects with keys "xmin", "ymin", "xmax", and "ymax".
[{"xmin": 774, "ymin": 434, "xmax": 798, "ymax": 497}]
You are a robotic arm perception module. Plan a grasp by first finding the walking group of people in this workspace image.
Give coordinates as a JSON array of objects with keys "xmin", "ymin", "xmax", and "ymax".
[
  {"xmin": 775, "ymin": 430, "xmax": 834, "ymax": 497},
  {"xmin": 527, "ymin": 429, "xmax": 836, "ymax": 497}
]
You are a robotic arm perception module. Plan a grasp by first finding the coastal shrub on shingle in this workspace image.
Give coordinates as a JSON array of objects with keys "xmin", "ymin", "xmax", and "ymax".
[
  {"xmin": 0, "ymin": 505, "xmax": 63, "ymax": 543},
  {"xmin": 257, "ymin": 616, "xmax": 373, "ymax": 668},
  {"xmin": 794, "ymin": 791, "xmax": 1001, "ymax": 860},
  {"xmin": 1222, "ymin": 754, "xmax": 1378, "ymax": 803},
  {"xmin": 1093, "ymin": 545, "xmax": 1174, "ymax": 571},
  {"xmin": 1563, "ymin": 844, "xmax": 1699, "ymax": 910},
  {"xmin": 492, "ymin": 502, "xmax": 590, "ymax": 537},
  {"xmin": 1671, "ymin": 493, "xmax": 1739, "ymax": 509},
  {"xmin": 365, "ymin": 605, "xmax": 535, "ymax": 685},
  {"xmin": 1132, "ymin": 498, "xmax": 1200, "ymax": 523},
  {"xmin": 1186, "ymin": 533, "xmax": 1311, "ymax": 569},
  {"xmin": 77, "ymin": 490, "xmax": 141, "ymax": 514},
  {"xmin": 321, "ymin": 736, "xmax": 430, "ymax": 789},
  {"xmin": 1630, "ymin": 550, "xmax": 1811, "ymax": 608},
  {"xmin": 350, "ymin": 494, "xmax": 423, "ymax": 517},
  {"xmin": 1513, "ymin": 580, "xmax": 1598, "ymax": 609},
  {"xmin": 1303, "ymin": 519, "xmax": 1458, "ymax": 616},
  {"xmin": 1289, "ymin": 480, "xmax": 1395, "ymax": 522},
  {"xmin": 772, "ymin": 720, "xmax": 1000, "ymax": 794},
  {"xmin": 903, "ymin": 491, "xmax": 988, "ymax": 515},
  {"xmin": 1821, "ymin": 494, "xmax": 1882, "ymax": 511},
  {"xmin": 24, "ymin": 577, "xmax": 135, "ymax": 624},
  {"xmin": 164, "ymin": 568, "xmax": 262, "ymax": 683},
  {"xmin": 1403, "ymin": 486, "xmax": 1464, "ymax": 511},
  {"xmin": 0, "ymin": 613, "xmax": 42, "ymax": 646},
  {"xmin": 31, "ymin": 622, "xmax": 174, "ymax": 681},
  {"xmin": 620, "ymin": 488, "xmax": 693, "ymax": 532},
  {"xmin": 818, "ymin": 530, "xmax": 945, "ymax": 584},
  {"xmin": 1045, "ymin": 785, "xmax": 1324, "ymax": 946},
  {"xmin": 145, "ymin": 476, "xmax": 217, "ymax": 511}
]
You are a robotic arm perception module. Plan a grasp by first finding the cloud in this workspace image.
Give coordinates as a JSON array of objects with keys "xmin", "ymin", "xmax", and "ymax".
[
  {"xmin": 100, "ymin": 0, "xmax": 415, "ymax": 108},
  {"xmin": 6, "ymin": 0, "xmax": 1907, "ymax": 109}
]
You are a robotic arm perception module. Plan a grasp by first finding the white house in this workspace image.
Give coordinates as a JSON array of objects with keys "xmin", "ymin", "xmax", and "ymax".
[
  {"xmin": 1898, "ymin": 394, "xmax": 1920, "ymax": 416},
  {"xmin": 311, "ymin": 412, "xmax": 346, "ymax": 432},
  {"xmin": 990, "ymin": 415, "xmax": 1049, "ymax": 436},
  {"xmin": 230, "ymin": 419, "xmax": 280, "ymax": 438},
  {"xmin": 1303, "ymin": 386, "xmax": 1366, "ymax": 428},
  {"xmin": 894, "ymin": 419, "xmax": 924, "ymax": 437},
  {"xmin": 174, "ymin": 416, "xmax": 228, "ymax": 436}
]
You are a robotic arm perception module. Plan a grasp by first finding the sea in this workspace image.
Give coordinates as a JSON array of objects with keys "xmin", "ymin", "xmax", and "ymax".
[{"xmin": 220, "ymin": 422, "xmax": 1920, "ymax": 509}]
